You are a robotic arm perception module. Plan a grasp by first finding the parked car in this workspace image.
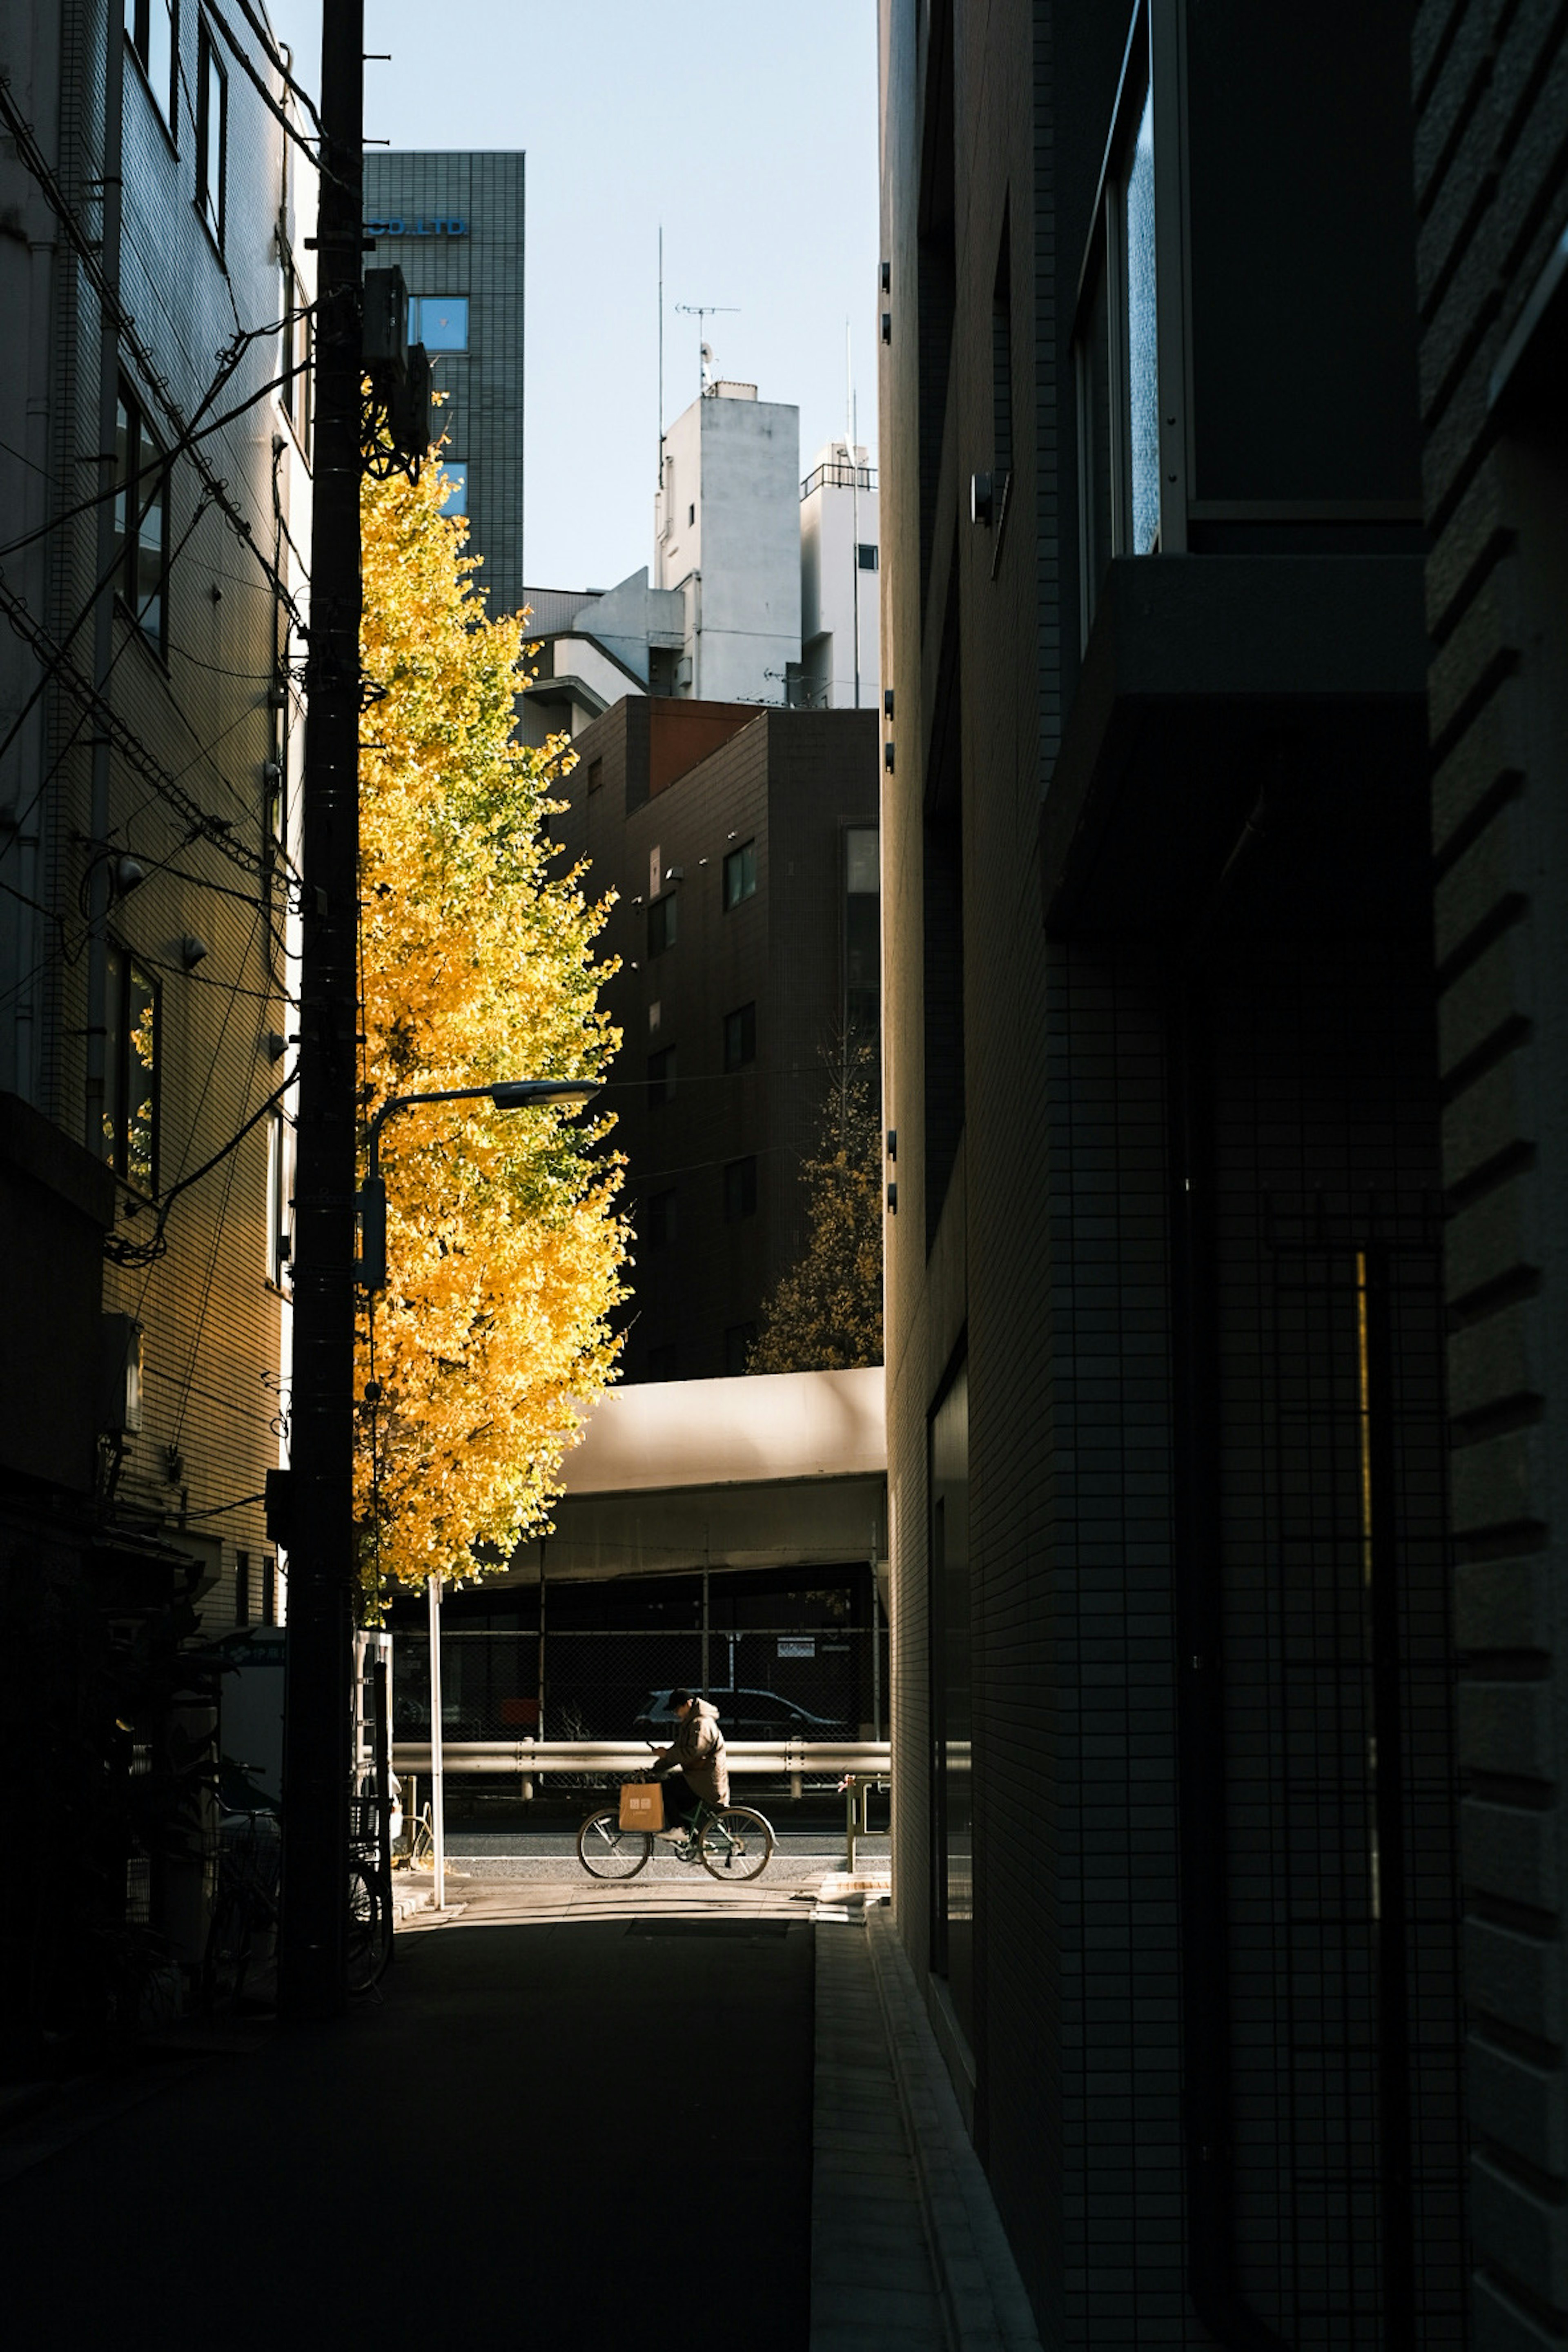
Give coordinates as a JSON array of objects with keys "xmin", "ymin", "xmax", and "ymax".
[{"xmin": 633, "ymin": 1687, "xmax": 849, "ymax": 1740}]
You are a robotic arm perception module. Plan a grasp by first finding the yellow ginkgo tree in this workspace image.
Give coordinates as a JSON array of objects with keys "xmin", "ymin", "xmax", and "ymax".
[{"xmin": 356, "ymin": 457, "xmax": 627, "ymax": 1589}]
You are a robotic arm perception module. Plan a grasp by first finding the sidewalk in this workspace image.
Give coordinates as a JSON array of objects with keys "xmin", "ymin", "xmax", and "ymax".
[{"xmin": 1, "ymin": 1871, "xmax": 1036, "ymax": 2352}]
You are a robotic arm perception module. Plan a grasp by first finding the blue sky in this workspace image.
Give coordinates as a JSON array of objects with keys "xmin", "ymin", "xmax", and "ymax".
[{"xmin": 269, "ymin": 1, "xmax": 880, "ymax": 595}]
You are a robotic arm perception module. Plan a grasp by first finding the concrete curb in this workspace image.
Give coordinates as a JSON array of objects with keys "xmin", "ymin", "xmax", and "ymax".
[{"xmin": 866, "ymin": 1911, "xmax": 1042, "ymax": 2352}]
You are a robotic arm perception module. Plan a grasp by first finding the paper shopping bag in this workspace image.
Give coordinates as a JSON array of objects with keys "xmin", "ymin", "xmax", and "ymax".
[{"xmin": 619, "ymin": 1782, "xmax": 665, "ymax": 1832}]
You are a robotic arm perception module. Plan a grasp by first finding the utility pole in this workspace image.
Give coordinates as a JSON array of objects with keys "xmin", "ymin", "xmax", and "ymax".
[
  {"xmin": 82, "ymin": 0, "xmax": 125, "ymax": 1156},
  {"xmin": 278, "ymin": 0, "xmax": 366, "ymax": 2020}
]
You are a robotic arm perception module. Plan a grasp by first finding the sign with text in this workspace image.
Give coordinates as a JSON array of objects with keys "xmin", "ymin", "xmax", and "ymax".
[{"xmin": 366, "ymin": 217, "xmax": 469, "ymax": 238}]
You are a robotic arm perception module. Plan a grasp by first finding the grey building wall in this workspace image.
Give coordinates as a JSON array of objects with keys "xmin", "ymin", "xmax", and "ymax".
[
  {"xmin": 881, "ymin": 2, "xmax": 1468, "ymax": 2343},
  {"xmin": 363, "ymin": 151, "xmax": 526, "ymax": 619},
  {"xmin": 1412, "ymin": 3, "xmax": 1568, "ymax": 2343},
  {"xmin": 0, "ymin": 0, "xmax": 311, "ymax": 1631}
]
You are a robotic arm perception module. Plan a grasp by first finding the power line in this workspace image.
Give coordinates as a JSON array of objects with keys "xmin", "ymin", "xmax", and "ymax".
[
  {"xmin": 0, "ymin": 70, "xmax": 308, "ymax": 635},
  {"xmin": 0, "ymin": 575, "xmax": 265, "ymax": 877}
]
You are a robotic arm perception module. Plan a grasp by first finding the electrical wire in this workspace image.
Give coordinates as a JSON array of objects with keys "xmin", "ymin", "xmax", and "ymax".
[
  {"xmin": 0, "ymin": 575, "xmax": 264, "ymax": 877},
  {"xmin": 0, "ymin": 72, "xmax": 308, "ymax": 635},
  {"xmin": 0, "ymin": 340, "xmax": 315, "ymax": 568},
  {"xmin": 105, "ymin": 1058, "xmax": 297, "ymax": 1267}
]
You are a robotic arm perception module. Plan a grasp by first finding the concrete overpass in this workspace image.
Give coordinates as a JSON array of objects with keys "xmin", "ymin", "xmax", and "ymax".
[{"xmin": 499, "ymin": 1365, "xmax": 887, "ymax": 1598}]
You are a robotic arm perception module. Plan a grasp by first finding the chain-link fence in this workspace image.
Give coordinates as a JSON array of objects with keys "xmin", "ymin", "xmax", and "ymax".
[{"xmin": 392, "ymin": 1623, "xmax": 888, "ymax": 1793}]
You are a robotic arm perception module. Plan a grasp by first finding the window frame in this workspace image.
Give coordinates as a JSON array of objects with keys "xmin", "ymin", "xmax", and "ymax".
[
  {"xmin": 723, "ymin": 1002, "xmax": 757, "ymax": 1072},
  {"xmin": 281, "ymin": 256, "xmax": 313, "ymax": 455},
  {"xmin": 722, "ymin": 840, "xmax": 757, "ymax": 911},
  {"xmin": 1069, "ymin": 0, "xmax": 1189, "ymax": 648},
  {"xmin": 646, "ymin": 1045, "xmax": 677, "ymax": 1108},
  {"xmin": 723, "ymin": 1155, "xmax": 758, "ymax": 1223},
  {"xmin": 102, "ymin": 941, "xmax": 161, "ymax": 1194},
  {"xmin": 410, "ymin": 295, "xmax": 471, "ymax": 353},
  {"xmin": 113, "ymin": 383, "xmax": 170, "ymax": 656},
  {"xmin": 647, "ymin": 891, "xmax": 679, "ymax": 959},
  {"xmin": 125, "ymin": 0, "xmax": 176, "ymax": 132},
  {"xmin": 195, "ymin": 12, "xmax": 228, "ymax": 251}
]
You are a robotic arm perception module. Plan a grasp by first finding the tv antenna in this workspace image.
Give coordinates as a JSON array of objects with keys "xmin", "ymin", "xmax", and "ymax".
[{"xmin": 675, "ymin": 302, "xmax": 738, "ymax": 395}]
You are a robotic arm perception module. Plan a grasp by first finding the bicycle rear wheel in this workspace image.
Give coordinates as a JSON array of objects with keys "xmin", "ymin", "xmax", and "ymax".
[
  {"xmin": 699, "ymin": 1807, "xmax": 774, "ymax": 1882},
  {"xmin": 577, "ymin": 1809, "xmax": 653, "ymax": 1880},
  {"xmin": 347, "ymin": 1862, "xmax": 394, "ymax": 1993}
]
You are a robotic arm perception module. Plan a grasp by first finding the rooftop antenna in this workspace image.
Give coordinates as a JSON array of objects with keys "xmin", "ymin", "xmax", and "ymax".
[
  {"xmin": 657, "ymin": 226, "xmax": 664, "ymax": 465},
  {"xmin": 848, "ymin": 318, "xmax": 861, "ymax": 711},
  {"xmin": 675, "ymin": 302, "xmax": 738, "ymax": 397}
]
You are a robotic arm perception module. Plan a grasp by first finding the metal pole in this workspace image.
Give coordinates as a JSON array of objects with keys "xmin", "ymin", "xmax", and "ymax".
[
  {"xmin": 536, "ymin": 1544, "xmax": 546, "ymax": 1795},
  {"xmin": 278, "ymin": 0, "xmax": 365, "ymax": 2019},
  {"xmin": 428, "ymin": 1570, "xmax": 445, "ymax": 1909},
  {"xmin": 82, "ymin": 0, "xmax": 125, "ymax": 1157},
  {"xmin": 871, "ymin": 1537, "xmax": 882, "ymax": 1744}
]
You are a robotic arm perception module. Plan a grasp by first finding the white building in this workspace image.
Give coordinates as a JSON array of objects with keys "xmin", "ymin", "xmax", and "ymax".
[
  {"xmin": 519, "ymin": 381, "xmax": 879, "ymax": 737},
  {"xmin": 800, "ymin": 440, "xmax": 880, "ymax": 710},
  {"xmin": 653, "ymin": 380, "xmax": 801, "ymax": 702}
]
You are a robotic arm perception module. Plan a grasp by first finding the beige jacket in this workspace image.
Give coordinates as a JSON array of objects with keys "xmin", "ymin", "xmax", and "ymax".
[{"xmin": 663, "ymin": 1698, "xmax": 730, "ymax": 1806}]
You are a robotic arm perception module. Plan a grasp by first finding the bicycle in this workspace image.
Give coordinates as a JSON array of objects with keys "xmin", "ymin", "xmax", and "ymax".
[
  {"xmin": 202, "ymin": 1802, "xmax": 392, "ymax": 2008},
  {"xmin": 576, "ymin": 1791, "xmax": 775, "ymax": 1883}
]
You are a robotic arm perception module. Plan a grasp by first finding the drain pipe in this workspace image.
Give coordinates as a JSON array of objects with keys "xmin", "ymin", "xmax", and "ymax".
[{"xmin": 1167, "ymin": 783, "xmax": 1290, "ymax": 2352}]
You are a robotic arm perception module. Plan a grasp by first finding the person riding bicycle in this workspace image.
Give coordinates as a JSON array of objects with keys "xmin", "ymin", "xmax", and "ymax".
[{"xmin": 648, "ymin": 1688, "xmax": 728, "ymax": 1841}]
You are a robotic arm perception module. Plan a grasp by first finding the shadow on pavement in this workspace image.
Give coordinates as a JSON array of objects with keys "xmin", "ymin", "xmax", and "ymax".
[{"xmin": 1, "ymin": 1915, "xmax": 813, "ymax": 2351}]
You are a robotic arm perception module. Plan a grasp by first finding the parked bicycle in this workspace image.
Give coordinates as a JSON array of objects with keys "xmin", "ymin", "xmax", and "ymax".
[
  {"xmin": 576, "ymin": 1790, "xmax": 776, "ymax": 1882},
  {"xmin": 203, "ymin": 1796, "xmax": 393, "ymax": 2008}
]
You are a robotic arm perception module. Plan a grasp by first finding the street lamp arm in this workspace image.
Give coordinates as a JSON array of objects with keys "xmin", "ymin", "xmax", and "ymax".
[{"xmin": 359, "ymin": 1076, "xmax": 601, "ymax": 1287}]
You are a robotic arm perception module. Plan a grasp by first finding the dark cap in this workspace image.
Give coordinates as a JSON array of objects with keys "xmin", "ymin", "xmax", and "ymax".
[{"xmin": 668, "ymin": 1687, "xmax": 693, "ymax": 1710}]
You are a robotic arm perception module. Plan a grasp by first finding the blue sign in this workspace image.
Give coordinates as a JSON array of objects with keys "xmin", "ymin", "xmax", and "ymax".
[{"xmin": 366, "ymin": 217, "xmax": 468, "ymax": 238}]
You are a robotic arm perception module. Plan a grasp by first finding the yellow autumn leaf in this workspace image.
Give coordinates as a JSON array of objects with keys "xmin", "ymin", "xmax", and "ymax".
[{"xmin": 356, "ymin": 457, "xmax": 629, "ymax": 1589}]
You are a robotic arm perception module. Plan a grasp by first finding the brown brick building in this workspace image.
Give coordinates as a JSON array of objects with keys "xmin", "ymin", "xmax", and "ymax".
[{"xmin": 552, "ymin": 696, "xmax": 879, "ymax": 1382}]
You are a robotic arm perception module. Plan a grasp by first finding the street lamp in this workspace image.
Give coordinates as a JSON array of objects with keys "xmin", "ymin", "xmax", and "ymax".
[{"xmin": 357, "ymin": 1078, "xmax": 600, "ymax": 1913}]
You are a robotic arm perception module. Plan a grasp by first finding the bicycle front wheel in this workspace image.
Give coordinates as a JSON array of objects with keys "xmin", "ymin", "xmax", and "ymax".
[
  {"xmin": 347, "ymin": 1863, "xmax": 393, "ymax": 1993},
  {"xmin": 699, "ymin": 1807, "xmax": 775, "ymax": 1882},
  {"xmin": 577, "ymin": 1809, "xmax": 653, "ymax": 1880}
]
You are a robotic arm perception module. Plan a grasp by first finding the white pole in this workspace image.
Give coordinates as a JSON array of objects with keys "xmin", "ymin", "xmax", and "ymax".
[{"xmin": 428, "ymin": 1569, "xmax": 445, "ymax": 1909}]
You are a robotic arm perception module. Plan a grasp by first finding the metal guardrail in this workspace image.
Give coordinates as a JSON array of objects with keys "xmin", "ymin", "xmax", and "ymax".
[{"xmin": 392, "ymin": 1738, "xmax": 891, "ymax": 1802}]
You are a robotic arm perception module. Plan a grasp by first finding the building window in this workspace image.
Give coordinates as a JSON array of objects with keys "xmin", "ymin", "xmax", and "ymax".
[
  {"xmin": 587, "ymin": 757, "xmax": 604, "ymax": 793},
  {"xmin": 1073, "ymin": 20, "xmax": 1160, "ymax": 641},
  {"xmin": 993, "ymin": 208, "xmax": 1014, "ymax": 486},
  {"xmin": 196, "ymin": 16, "xmax": 227, "ymax": 247},
  {"xmin": 647, "ymin": 1046, "xmax": 677, "ymax": 1107},
  {"xmin": 688, "ymin": 502, "xmax": 695, "ymax": 526},
  {"xmin": 844, "ymin": 824, "xmax": 880, "ymax": 1033},
  {"xmin": 103, "ymin": 945, "xmax": 159, "ymax": 1191},
  {"xmin": 410, "ymin": 296, "xmax": 469, "ymax": 352},
  {"xmin": 125, "ymin": 0, "xmax": 174, "ymax": 123},
  {"xmin": 647, "ymin": 893, "xmax": 678, "ymax": 957},
  {"xmin": 724, "ymin": 1322, "xmax": 757, "ymax": 1376},
  {"xmin": 266, "ymin": 1109, "xmax": 289, "ymax": 1285},
  {"xmin": 1124, "ymin": 86, "xmax": 1158, "ymax": 557},
  {"xmin": 282, "ymin": 262, "xmax": 312, "ymax": 451},
  {"xmin": 723, "ymin": 1002, "xmax": 756, "ymax": 1071},
  {"xmin": 644, "ymin": 1188, "xmax": 677, "ymax": 1251},
  {"xmin": 723, "ymin": 1156, "xmax": 757, "ymax": 1222},
  {"xmin": 857, "ymin": 542, "xmax": 879, "ymax": 571},
  {"xmin": 930, "ymin": 1361, "xmax": 973, "ymax": 2040},
  {"xmin": 647, "ymin": 1341, "xmax": 679, "ymax": 1381},
  {"xmin": 235, "ymin": 1550, "xmax": 252, "ymax": 1625},
  {"xmin": 723, "ymin": 840, "xmax": 757, "ymax": 909},
  {"xmin": 114, "ymin": 388, "xmax": 168, "ymax": 652}
]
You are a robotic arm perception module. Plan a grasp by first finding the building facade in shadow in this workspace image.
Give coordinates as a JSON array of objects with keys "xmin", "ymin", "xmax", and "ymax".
[{"xmin": 879, "ymin": 3, "xmax": 1473, "ymax": 2341}]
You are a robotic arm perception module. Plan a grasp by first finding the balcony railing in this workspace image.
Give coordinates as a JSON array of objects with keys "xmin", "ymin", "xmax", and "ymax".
[{"xmin": 801, "ymin": 460, "xmax": 878, "ymax": 499}]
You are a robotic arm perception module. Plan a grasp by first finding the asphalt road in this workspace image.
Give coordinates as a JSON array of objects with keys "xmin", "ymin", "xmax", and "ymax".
[{"xmin": 2, "ymin": 1905, "xmax": 815, "ymax": 2351}]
